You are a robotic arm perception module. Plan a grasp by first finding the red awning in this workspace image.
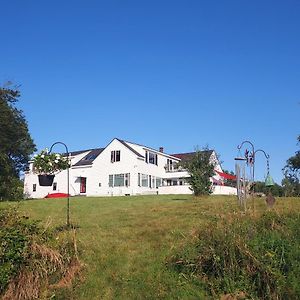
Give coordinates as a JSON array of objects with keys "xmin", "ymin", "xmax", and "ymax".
[{"xmin": 215, "ymin": 170, "xmax": 237, "ymax": 180}]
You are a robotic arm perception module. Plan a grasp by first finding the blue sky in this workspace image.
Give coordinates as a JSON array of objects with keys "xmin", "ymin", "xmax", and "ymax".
[{"xmin": 1, "ymin": 0, "xmax": 299, "ymax": 184}]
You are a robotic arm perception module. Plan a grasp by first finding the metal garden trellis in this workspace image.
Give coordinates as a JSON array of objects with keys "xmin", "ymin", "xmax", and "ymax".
[{"xmin": 235, "ymin": 141, "xmax": 274, "ymax": 210}]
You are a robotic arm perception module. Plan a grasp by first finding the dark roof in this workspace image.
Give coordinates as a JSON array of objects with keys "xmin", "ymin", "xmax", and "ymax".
[
  {"xmin": 72, "ymin": 148, "xmax": 104, "ymax": 166},
  {"xmin": 171, "ymin": 150, "xmax": 213, "ymax": 161},
  {"xmin": 116, "ymin": 138, "xmax": 144, "ymax": 158},
  {"xmin": 69, "ymin": 149, "xmax": 91, "ymax": 156},
  {"xmin": 120, "ymin": 139, "xmax": 171, "ymax": 157},
  {"xmin": 61, "ymin": 149, "xmax": 92, "ymax": 157}
]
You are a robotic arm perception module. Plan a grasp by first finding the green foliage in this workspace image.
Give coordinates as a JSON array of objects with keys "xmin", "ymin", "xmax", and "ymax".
[
  {"xmin": 0, "ymin": 207, "xmax": 41, "ymax": 294},
  {"xmin": 282, "ymin": 135, "xmax": 300, "ymax": 196},
  {"xmin": 32, "ymin": 150, "xmax": 70, "ymax": 175},
  {"xmin": 168, "ymin": 211, "xmax": 300, "ymax": 299},
  {"xmin": 0, "ymin": 206, "xmax": 81, "ymax": 299},
  {"xmin": 255, "ymin": 181, "xmax": 284, "ymax": 197},
  {"xmin": 181, "ymin": 148, "xmax": 216, "ymax": 196},
  {"xmin": 0, "ymin": 85, "xmax": 36, "ymax": 200}
]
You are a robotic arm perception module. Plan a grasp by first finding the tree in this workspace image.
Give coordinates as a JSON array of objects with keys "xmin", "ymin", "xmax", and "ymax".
[
  {"xmin": 254, "ymin": 181, "xmax": 284, "ymax": 197},
  {"xmin": 282, "ymin": 135, "xmax": 300, "ymax": 197},
  {"xmin": 0, "ymin": 85, "xmax": 36, "ymax": 200},
  {"xmin": 180, "ymin": 148, "xmax": 216, "ymax": 196}
]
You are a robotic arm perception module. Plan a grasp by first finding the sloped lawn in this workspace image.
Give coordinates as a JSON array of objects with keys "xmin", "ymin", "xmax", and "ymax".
[{"xmin": 1, "ymin": 195, "xmax": 300, "ymax": 299}]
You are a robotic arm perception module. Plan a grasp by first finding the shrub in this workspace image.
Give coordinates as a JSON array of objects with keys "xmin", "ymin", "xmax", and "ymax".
[
  {"xmin": 167, "ymin": 211, "xmax": 300, "ymax": 299},
  {"xmin": 0, "ymin": 206, "xmax": 82, "ymax": 300}
]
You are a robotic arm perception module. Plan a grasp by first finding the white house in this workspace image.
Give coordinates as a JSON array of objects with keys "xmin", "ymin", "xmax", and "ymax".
[{"xmin": 24, "ymin": 138, "xmax": 236, "ymax": 198}]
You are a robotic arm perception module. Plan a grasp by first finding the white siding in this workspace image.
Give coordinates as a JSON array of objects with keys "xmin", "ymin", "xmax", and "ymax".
[{"xmin": 24, "ymin": 138, "xmax": 234, "ymax": 198}]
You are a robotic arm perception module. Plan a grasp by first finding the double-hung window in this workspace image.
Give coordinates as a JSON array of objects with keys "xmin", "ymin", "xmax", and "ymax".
[
  {"xmin": 111, "ymin": 150, "xmax": 121, "ymax": 163},
  {"xmin": 145, "ymin": 151, "xmax": 158, "ymax": 165},
  {"xmin": 141, "ymin": 174, "xmax": 148, "ymax": 187}
]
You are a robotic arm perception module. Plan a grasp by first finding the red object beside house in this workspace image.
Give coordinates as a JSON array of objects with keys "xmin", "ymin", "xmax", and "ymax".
[
  {"xmin": 215, "ymin": 170, "xmax": 237, "ymax": 180},
  {"xmin": 45, "ymin": 193, "xmax": 70, "ymax": 198}
]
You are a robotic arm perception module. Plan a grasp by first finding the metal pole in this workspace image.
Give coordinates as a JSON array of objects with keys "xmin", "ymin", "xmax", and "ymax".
[
  {"xmin": 49, "ymin": 141, "xmax": 70, "ymax": 227},
  {"xmin": 237, "ymin": 140, "xmax": 255, "ymax": 210},
  {"xmin": 237, "ymin": 140, "xmax": 255, "ymax": 184},
  {"xmin": 254, "ymin": 149, "xmax": 270, "ymax": 174}
]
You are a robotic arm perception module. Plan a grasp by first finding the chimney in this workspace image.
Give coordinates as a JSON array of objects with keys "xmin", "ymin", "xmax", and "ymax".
[{"xmin": 159, "ymin": 147, "xmax": 164, "ymax": 153}]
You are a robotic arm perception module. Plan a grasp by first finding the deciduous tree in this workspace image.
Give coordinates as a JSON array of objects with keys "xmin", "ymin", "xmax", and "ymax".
[
  {"xmin": 0, "ymin": 85, "xmax": 36, "ymax": 200},
  {"xmin": 282, "ymin": 135, "xmax": 300, "ymax": 196},
  {"xmin": 180, "ymin": 148, "xmax": 216, "ymax": 196}
]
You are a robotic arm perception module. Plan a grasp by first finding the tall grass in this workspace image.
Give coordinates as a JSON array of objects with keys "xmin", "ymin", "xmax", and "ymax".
[
  {"xmin": 1, "ymin": 195, "xmax": 300, "ymax": 299},
  {"xmin": 168, "ymin": 209, "xmax": 300, "ymax": 299},
  {"xmin": 0, "ymin": 206, "xmax": 82, "ymax": 300}
]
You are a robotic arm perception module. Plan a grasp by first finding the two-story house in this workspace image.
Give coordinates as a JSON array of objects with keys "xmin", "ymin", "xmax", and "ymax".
[{"xmin": 24, "ymin": 138, "xmax": 236, "ymax": 198}]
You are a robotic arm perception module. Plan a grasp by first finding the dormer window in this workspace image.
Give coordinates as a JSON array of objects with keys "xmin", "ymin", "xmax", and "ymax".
[
  {"xmin": 111, "ymin": 150, "xmax": 120, "ymax": 163},
  {"xmin": 145, "ymin": 151, "xmax": 158, "ymax": 165}
]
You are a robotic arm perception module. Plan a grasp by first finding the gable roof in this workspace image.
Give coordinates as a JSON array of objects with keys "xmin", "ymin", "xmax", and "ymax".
[
  {"xmin": 120, "ymin": 139, "xmax": 180, "ymax": 160},
  {"xmin": 72, "ymin": 148, "xmax": 105, "ymax": 166},
  {"xmin": 116, "ymin": 138, "xmax": 145, "ymax": 158},
  {"xmin": 171, "ymin": 150, "xmax": 213, "ymax": 161}
]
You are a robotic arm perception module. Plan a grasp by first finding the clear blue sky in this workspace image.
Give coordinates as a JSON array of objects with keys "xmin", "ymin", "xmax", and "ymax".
[{"xmin": 1, "ymin": 1, "xmax": 299, "ymax": 184}]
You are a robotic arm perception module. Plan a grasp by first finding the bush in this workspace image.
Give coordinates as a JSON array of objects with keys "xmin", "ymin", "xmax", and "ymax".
[
  {"xmin": 168, "ymin": 211, "xmax": 300, "ymax": 299},
  {"xmin": 0, "ymin": 206, "xmax": 82, "ymax": 300}
]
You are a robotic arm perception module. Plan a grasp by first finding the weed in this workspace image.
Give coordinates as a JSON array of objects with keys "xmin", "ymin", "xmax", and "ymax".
[
  {"xmin": 0, "ymin": 206, "xmax": 82, "ymax": 300},
  {"xmin": 168, "ymin": 210, "xmax": 300, "ymax": 299}
]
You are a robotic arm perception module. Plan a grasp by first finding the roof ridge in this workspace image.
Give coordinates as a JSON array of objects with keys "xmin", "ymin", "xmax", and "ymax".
[{"xmin": 115, "ymin": 138, "xmax": 144, "ymax": 158}]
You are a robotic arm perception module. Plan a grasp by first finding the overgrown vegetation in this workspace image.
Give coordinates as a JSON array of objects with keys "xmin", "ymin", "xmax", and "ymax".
[
  {"xmin": 0, "ymin": 206, "xmax": 81, "ymax": 300},
  {"xmin": 168, "ymin": 210, "xmax": 300, "ymax": 299}
]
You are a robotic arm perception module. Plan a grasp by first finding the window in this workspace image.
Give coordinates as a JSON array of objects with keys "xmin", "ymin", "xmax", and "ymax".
[
  {"xmin": 33, "ymin": 184, "xmax": 36, "ymax": 192},
  {"xmin": 156, "ymin": 177, "xmax": 162, "ymax": 188},
  {"xmin": 141, "ymin": 174, "xmax": 148, "ymax": 187},
  {"xmin": 138, "ymin": 173, "xmax": 141, "ymax": 186},
  {"xmin": 80, "ymin": 177, "xmax": 87, "ymax": 193},
  {"xmin": 109, "ymin": 175, "xmax": 113, "ymax": 187},
  {"xmin": 109, "ymin": 173, "xmax": 130, "ymax": 187},
  {"xmin": 145, "ymin": 151, "xmax": 158, "ymax": 165},
  {"xmin": 125, "ymin": 173, "xmax": 130, "ymax": 187},
  {"xmin": 149, "ymin": 152, "xmax": 158, "ymax": 165},
  {"xmin": 53, "ymin": 182, "xmax": 57, "ymax": 191},
  {"xmin": 111, "ymin": 150, "xmax": 121, "ymax": 163},
  {"xmin": 114, "ymin": 174, "xmax": 124, "ymax": 186},
  {"xmin": 148, "ymin": 175, "xmax": 155, "ymax": 188},
  {"xmin": 84, "ymin": 154, "xmax": 97, "ymax": 160},
  {"xmin": 166, "ymin": 159, "xmax": 173, "ymax": 171}
]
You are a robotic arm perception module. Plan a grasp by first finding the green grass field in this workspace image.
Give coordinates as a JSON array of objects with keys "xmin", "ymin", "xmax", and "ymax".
[{"xmin": 1, "ymin": 195, "xmax": 300, "ymax": 299}]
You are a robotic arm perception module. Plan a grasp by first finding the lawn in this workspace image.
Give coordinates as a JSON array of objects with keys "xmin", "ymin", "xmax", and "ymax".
[{"xmin": 1, "ymin": 195, "xmax": 300, "ymax": 299}]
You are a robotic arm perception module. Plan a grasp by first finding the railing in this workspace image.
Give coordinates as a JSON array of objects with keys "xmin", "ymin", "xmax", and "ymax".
[{"xmin": 164, "ymin": 164, "xmax": 186, "ymax": 173}]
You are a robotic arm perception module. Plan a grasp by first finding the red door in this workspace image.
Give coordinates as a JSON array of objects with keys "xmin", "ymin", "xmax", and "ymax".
[{"xmin": 80, "ymin": 177, "xmax": 86, "ymax": 193}]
